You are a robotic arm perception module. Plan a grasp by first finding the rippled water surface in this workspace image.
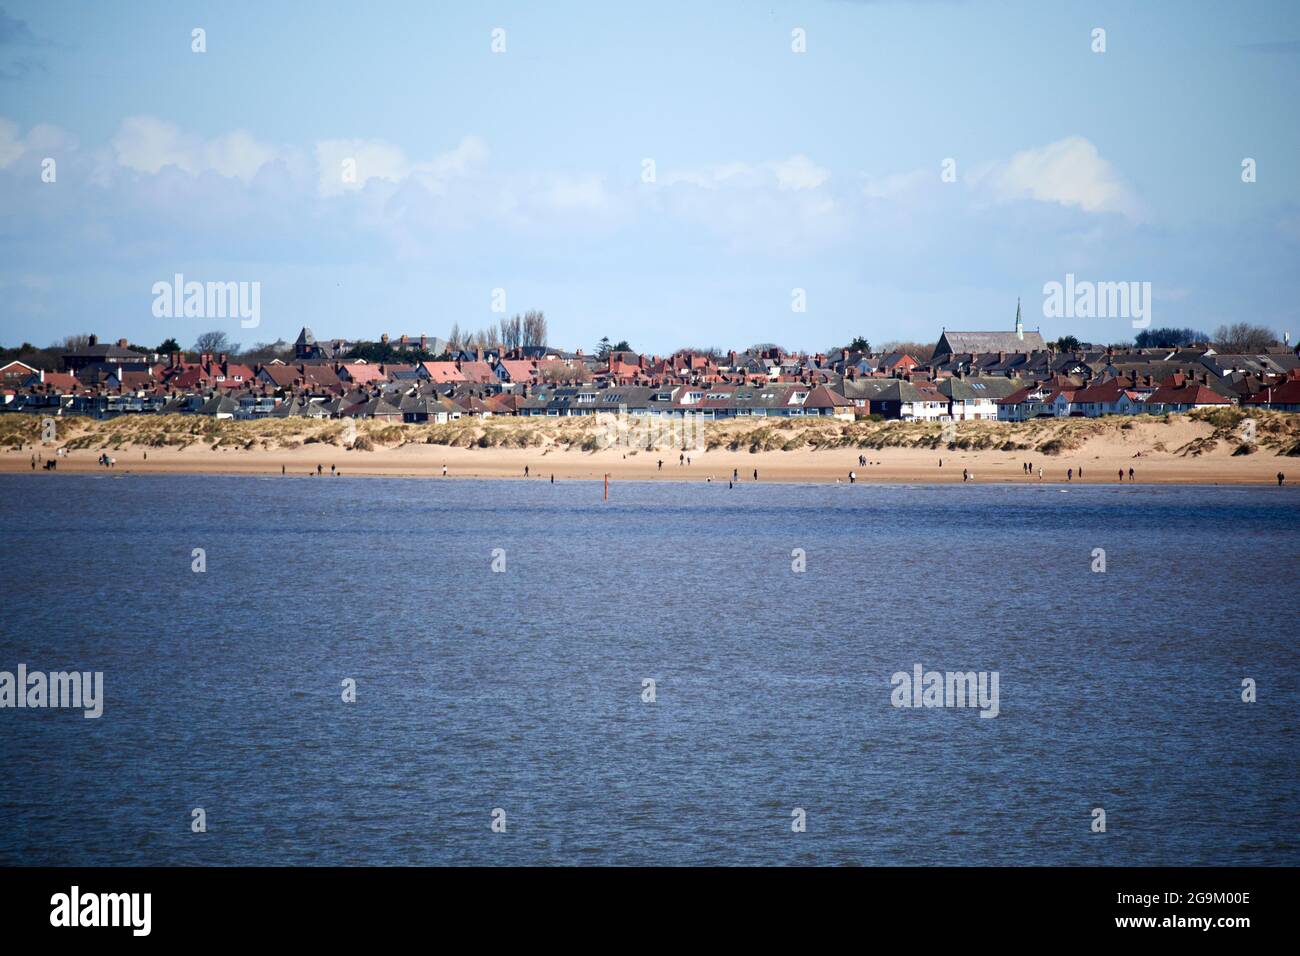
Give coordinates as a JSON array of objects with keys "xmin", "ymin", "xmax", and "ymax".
[{"xmin": 1, "ymin": 474, "xmax": 1296, "ymax": 865}]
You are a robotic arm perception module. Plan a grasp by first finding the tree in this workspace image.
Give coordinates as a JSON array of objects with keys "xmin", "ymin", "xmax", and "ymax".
[
  {"xmin": 596, "ymin": 336, "xmax": 612, "ymax": 359},
  {"xmin": 447, "ymin": 322, "xmax": 464, "ymax": 350},
  {"xmin": 1133, "ymin": 327, "xmax": 1209, "ymax": 348},
  {"xmin": 194, "ymin": 330, "xmax": 239, "ymax": 355},
  {"xmin": 242, "ymin": 339, "xmax": 292, "ymax": 363},
  {"xmin": 879, "ymin": 341, "xmax": 935, "ymax": 362},
  {"xmin": 845, "ymin": 336, "xmax": 870, "ymax": 353},
  {"xmin": 1053, "ymin": 335, "xmax": 1081, "ymax": 352},
  {"xmin": 59, "ymin": 333, "xmax": 93, "ymax": 352},
  {"xmin": 612, "ymin": 340, "xmax": 631, "ymax": 352},
  {"xmin": 498, "ymin": 315, "xmax": 523, "ymax": 351},
  {"xmin": 157, "ymin": 337, "xmax": 181, "ymax": 354},
  {"xmin": 1213, "ymin": 322, "xmax": 1277, "ymax": 354},
  {"xmin": 522, "ymin": 310, "xmax": 547, "ymax": 348}
]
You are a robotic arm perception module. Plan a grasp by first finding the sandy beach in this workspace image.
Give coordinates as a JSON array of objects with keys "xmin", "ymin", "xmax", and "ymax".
[{"xmin": 3, "ymin": 413, "xmax": 1296, "ymax": 485}]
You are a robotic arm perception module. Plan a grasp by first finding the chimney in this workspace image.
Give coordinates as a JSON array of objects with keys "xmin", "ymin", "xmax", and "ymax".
[{"xmin": 219, "ymin": 352, "xmax": 228, "ymax": 365}]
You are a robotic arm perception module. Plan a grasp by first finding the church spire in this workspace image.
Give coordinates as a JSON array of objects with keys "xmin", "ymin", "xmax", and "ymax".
[{"xmin": 1015, "ymin": 298, "xmax": 1024, "ymax": 341}]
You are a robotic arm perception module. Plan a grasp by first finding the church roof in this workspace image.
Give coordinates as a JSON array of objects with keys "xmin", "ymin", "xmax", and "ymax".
[{"xmin": 935, "ymin": 330, "xmax": 1046, "ymax": 358}]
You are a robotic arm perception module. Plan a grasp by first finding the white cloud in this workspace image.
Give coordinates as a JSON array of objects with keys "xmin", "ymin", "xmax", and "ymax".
[
  {"xmin": 315, "ymin": 135, "xmax": 487, "ymax": 196},
  {"xmin": 770, "ymin": 154, "xmax": 830, "ymax": 191},
  {"xmin": 987, "ymin": 136, "xmax": 1139, "ymax": 218},
  {"xmin": 539, "ymin": 175, "xmax": 611, "ymax": 211},
  {"xmin": 111, "ymin": 115, "xmax": 278, "ymax": 180},
  {"xmin": 0, "ymin": 117, "xmax": 75, "ymax": 168},
  {"xmin": 662, "ymin": 155, "xmax": 831, "ymax": 192},
  {"xmin": 862, "ymin": 168, "xmax": 931, "ymax": 200}
]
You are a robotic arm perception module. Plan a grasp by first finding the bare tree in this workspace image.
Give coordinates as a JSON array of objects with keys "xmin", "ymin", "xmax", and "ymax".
[
  {"xmin": 194, "ymin": 330, "xmax": 239, "ymax": 354},
  {"xmin": 59, "ymin": 333, "xmax": 93, "ymax": 352},
  {"xmin": 499, "ymin": 314, "xmax": 523, "ymax": 350},
  {"xmin": 879, "ymin": 340, "xmax": 935, "ymax": 361},
  {"xmin": 447, "ymin": 322, "xmax": 463, "ymax": 350},
  {"xmin": 538, "ymin": 360, "xmax": 591, "ymax": 383},
  {"xmin": 242, "ymin": 339, "xmax": 292, "ymax": 363},
  {"xmin": 522, "ymin": 309, "xmax": 547, "ymax": 348},
  {"xmin": 1213, "ymin": 322, "xmax": 1277, "ymax": 354}
]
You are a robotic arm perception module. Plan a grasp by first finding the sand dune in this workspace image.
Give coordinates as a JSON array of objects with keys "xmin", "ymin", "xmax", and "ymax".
[{"xmin": 3, "ymin": 411, "xmax": 1296, "ymax": 485}]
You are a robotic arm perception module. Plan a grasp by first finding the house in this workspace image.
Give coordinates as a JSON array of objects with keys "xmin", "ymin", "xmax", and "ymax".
[
  {"xmin": 196, "ymin": 394, "xmax": 239, "ymax": 419},
  {"xmin": 1145, "ymin": 379, "xmax": 1232, "ymax": 414},
  {"xmin": 419, "ymin": 361, "xmax": 467, "ymax": 384},
  {"xmin": 337, "ymin": 362, "xmax": 389, "ymax": 386},
  {"xmin": 879, "ymin": 352, "xmax": 920, "ymax": 375},
  {"xmin": 294, "ymin": 327, "xmax": 350, "ymax": 360},
  {"xmin": 496, "ymin": 359, "xmax": 537, "ymax": 384},
  {"xmin": 802, "ymin": 384, "xmax": 856, "ymax": 420},
  {"xmin": 457, "ymin": 360, "xmax": 498, "ymax": 384},
  {"xmin": 61, "ymin": 336, "xmax": 148, "ymax": 372},
  {"xmin": 997, "ymin": 384, "xmax": 1065, "ymax": 421},
  {"xmin": 868, "ymin": 380, "xmax": 949, "ymax": 421},
  {"xmin": 1242, "ymin": 370, "xmax": 1300, "ymax": 412},
  {"xmin": 0, "ymin": 360, "xmax": 40, "ymax": 387},
  {"xmin": 938, "ymin": 377, "xmax": 1022, "ymax": 421}
]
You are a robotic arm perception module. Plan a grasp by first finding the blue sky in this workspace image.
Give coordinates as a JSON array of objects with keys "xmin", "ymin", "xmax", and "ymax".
[{"xmin": 1, "ymin": 0, "xmax": 1298, "ymax": 353}]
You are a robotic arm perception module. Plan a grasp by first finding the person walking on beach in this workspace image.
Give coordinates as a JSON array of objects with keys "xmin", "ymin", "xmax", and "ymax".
[
  {"xmin": 849, "ymin": 470, "xmax": 856, "ymax": 484},
  {"xmin": 524, "ymin": 465, "xmax": 529, "ymax": 478},
  {"xmin": 442, "ymin": 464, "xmax": 448, "ymax": 477},
  {"xmin": 753, "ymin": 469, "xmax": 758, "ymax": 481},
  {"xmin": 551, "ymin": 474, "xmax": 554, "ymax": 484},
  {"xmin": 1079, "ymin": 466, "xmax": 1084, "ymax": 478},
  {"xmin": 1128, "ymin": 467, "xmax": 1134, "ymax": 481},
  {"xmin": 1278, "ymin": 472, "xmax": 1285, "ymax": 486},
  {"xmin": 1067, "ymin": 468, "xmax": 1073, "ymax": 481},
  {"xmin": 331, "ymin": 464, "xmax": 335, "ymax": 475},
  {"xmin": 31, "ymin": 455, "xmax": 35, "ymax": 471},
  {"xmin": 679, "ymin": 453, "xmax": 684, "ymax": 466},
  {"xmin": 1037, "ymin": 467, "xmax": 1042, "ymax": 480},
  {"xmin": 733, "ymin": 468, "xmax": 738, "ymax": 482},
  {"xmin": 1118, "ymin": 468, "xmax": 1124, "ymax": 481},
  {"xmin": 317, "ymin": 464, "xmax": 322, "ymax": 476},
  {"xmin": 282, "ymin": 465, "xmax": 286, "ymax": 475},
  {"xmin": 658, "ymin": 459, "xmax": 663, "ymax": 471}
]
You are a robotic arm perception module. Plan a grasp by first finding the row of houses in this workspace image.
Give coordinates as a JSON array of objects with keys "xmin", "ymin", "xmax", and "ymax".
[{"xmin": 4, "ymin": 318, "xmax": 1299, "ymax": 422}]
